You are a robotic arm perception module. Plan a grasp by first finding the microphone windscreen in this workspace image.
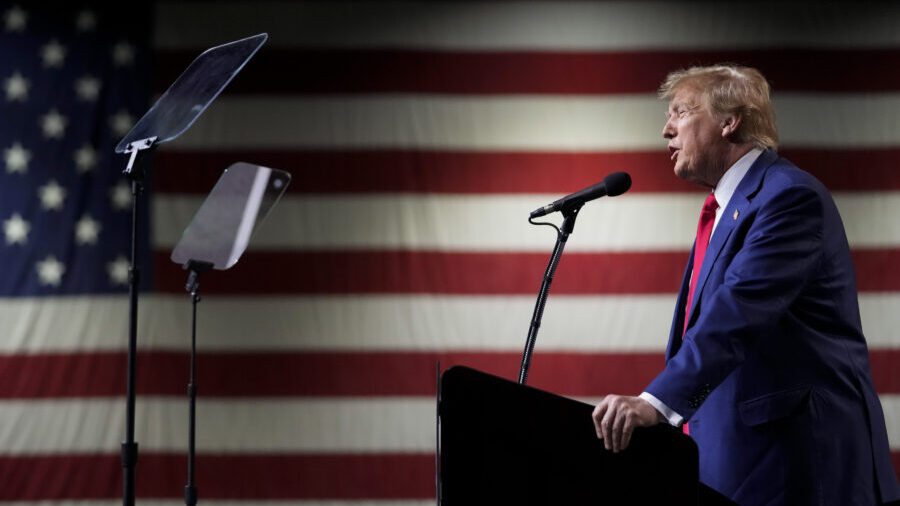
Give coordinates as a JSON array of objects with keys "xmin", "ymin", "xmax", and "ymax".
[{"xmin": 604, "ymin": 172, "xmax": 632, "ymax": 197}]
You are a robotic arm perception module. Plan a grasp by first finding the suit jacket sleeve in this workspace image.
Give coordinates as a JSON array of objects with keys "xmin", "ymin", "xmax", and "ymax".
[{"xmin": 644, "ymin": 182, "xmax": 825, "ymax": 421}]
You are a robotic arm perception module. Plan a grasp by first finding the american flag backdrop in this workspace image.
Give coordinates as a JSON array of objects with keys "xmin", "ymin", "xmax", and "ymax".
[{"xmin": 3, "ymin": 1, "xmax": 900, "ymax": 504}]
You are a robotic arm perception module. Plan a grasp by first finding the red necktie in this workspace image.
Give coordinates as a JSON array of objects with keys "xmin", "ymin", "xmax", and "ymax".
[
  {"xmin": 684, "ymin": 192, "xmax": 719, "ymax": 334},
  {"xmin": 682, "ymin": 192, "xmax": 718, "ymax": 435}
]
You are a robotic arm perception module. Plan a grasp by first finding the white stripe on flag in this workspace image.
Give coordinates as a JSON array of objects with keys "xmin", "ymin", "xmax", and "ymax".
[
  {"xmin": 0, "ymin": 294, "xmax": 673, "ymax": 352},
  {"xmin": 154, "ymin": 192, "xmax": 900, "ymax": 251},
  {"xmin": 168, "ymin": 94, "xmax": 900, "ymax": 151},
  {"xmin": 153, "ymin": 193, "xmax": 699, "ymax": 252},
  {"xmin": 154, "ymin": 1, "xmax": 900, "ymax": 50},
  {"xmin": 5, "ymin": 394, "xmax": 900, "ymax": 454},
  {"xmin": 0, "ymin": 397, "xmax": 435, "ymax": 454},
  {"xmin": 3, "ymin": 294, "xmax": 900, "ymax": 353}
]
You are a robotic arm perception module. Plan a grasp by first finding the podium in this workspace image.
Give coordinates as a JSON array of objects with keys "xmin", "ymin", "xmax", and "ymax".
[{"xmin": 439, "ymin": 366, "xmax": 700, "ymax": 505}]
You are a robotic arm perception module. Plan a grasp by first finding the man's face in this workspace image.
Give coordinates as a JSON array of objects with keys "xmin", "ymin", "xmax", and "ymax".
[{"xmin": 662, "ymin": 88, "xmax": 727, "ymax": 188}]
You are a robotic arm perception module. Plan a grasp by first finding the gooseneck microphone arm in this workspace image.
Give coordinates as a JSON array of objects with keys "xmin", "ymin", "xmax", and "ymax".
[
  {"xmin": 518, "ymin": 205, "xmax": 581, "ymax": 385},
  {"xmin": 518, "ymin": 172, "xmax": 631, "ymax": 385}
]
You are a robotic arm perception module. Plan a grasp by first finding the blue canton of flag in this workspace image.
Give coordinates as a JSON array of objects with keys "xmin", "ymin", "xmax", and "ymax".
[{"xmin": 0, "ymin": 3, "xmax": 151, "ymax": 296}]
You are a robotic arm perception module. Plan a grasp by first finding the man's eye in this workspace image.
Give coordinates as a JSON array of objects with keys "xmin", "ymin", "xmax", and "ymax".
[{"xmin": 665, "ymin": 108, "xmax": 688, "ymax": 120}]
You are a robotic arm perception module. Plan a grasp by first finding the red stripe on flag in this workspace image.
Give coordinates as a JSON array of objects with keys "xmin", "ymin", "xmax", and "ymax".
[
  {"xmin": 156, "ymin": 49, "xmax": 900, "ymax": 94},
  {"xmin": 5, "ymin": 449, "xmax": 900, "ymax": 500},
  {"xmin": 0, "ymin": 453, "xmax": 433, "ymax": 500},
  {"xmin": 6, "ymin": 349, "xmax": 900, "ymax": 398},
  {"xmin": 854, "ymin": 250, "xmax": 900, "ymax": 292},
  {"xmin": 153, "ymin": 250, "xmax": 900, "ymax": 295},
  {"xmin": 152, "ymin": 250, "xmax": 688, "ymax": 295},
  {"xmin": 153, "ymin": 148, "xmax": 900, "ymax": 194},
  {"xmin": 869, "ymin": 349, "xmax": 900, "ymax": 393},
  {"xmin": 0, "ymin": 351, "xmax": 663, "ymax": 398}
]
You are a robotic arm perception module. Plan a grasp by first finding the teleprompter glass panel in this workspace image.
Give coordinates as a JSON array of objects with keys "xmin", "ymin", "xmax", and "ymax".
[
  {"xmin": 170, "ymin": 162, "xmax": 291, "ymax": 270},
  {"xmin": 115, "ymin": 33, "xmax": 267, "ymax": 153}
]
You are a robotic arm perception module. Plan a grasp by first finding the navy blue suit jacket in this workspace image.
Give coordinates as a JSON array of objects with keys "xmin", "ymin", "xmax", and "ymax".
[{"xmin": 645, "ymin": 149, "xmax": 900, "ymax": 505}]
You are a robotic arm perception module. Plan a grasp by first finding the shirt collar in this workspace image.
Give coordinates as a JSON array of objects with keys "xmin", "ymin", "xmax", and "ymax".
[{"xmin": 713, "ymin": 147, "xmax": 763, "ymax": 211}]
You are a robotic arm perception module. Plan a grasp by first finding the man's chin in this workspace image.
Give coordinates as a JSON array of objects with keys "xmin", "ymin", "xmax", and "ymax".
[
  {"xmin": 673, "ymin": 163, "xmax": 691, "ymax": 182},
  {"xmin": 674, "ymin": 164, "xmax": 711, "ymax": 188}
]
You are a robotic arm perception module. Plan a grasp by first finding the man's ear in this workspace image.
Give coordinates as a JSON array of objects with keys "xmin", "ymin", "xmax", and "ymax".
[{"xmin": 721, "ymin": 113, "xmax": 742, "ymax": 139}]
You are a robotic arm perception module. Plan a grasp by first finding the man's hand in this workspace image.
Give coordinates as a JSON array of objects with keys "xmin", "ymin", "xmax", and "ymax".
[{"xmin": 591, "ymin": 395, "xmax": 661, "ymax": 453}]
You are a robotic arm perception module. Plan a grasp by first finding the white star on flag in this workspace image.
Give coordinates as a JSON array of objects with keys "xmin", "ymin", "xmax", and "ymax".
[
  {"xmin": 36, "ymin": 255, "xmax": 65, "ymax": 286},
  {"xmin": 112, "ymin": 41, "xmax": 135, "ymax": 66},
  {"xmin": 74, "ymin": 75, "xmax": 100, "ymax": 101},
  {"xmin": 74, "ymin": 215, "xmax": 101, "ymax": 245},
  {"xmin": 41, "ymin": 39, "xmax": 67, "ymax": 68},
  {"xmin": 106, "ymin": 255, "xmax": 130, "ymax": 286},
  {"xmin": 109, "ymin": 180, "xmax": 131, "ymax": 211},
  {"xmin": 40, "ymin": 109, "xmax": 68, "ymax": 139},
  {"xmin": 4, "ymin": 71, "xmax": 29, "ymax": 101},
  {"xmin": 109, "ymin": 109, "xmax": 134, "ymax": 137},
  {"xmin": 38, "ymin": 179, "xmax": 66, "ymax": 210},
  {"xmin": 3, "ymin": 5, "xmax": 26, "ymax": 32},
  {"xmin": 3, "ymin": 213, "xmax": 30, "ymax": 245},
  {"xmin": 4, "ymin": 142, "xmax": 30, "ymax": 173},
  {"xmin": 74, "ymin": 144, "xmax": 98, "ymax": 173},
  {"xmin": 75, "ymin": 10, "xmax": 96, "ymax": 32}
]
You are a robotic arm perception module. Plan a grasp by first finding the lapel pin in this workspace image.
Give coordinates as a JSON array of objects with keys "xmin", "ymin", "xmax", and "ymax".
[{"xmin": 733, "ymin": 209, "xmax": 739, "ymax": 220}]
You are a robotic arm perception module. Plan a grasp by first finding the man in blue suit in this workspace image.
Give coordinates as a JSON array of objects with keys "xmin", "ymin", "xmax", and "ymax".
[{"xmin": 591, "ymin": 65, "xmax": 900, "ymax": 504}]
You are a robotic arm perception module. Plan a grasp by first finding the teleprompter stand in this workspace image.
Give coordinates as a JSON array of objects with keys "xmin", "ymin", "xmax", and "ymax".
[
  {"xmin": 182, "ymin": 260, "xmax": 213, "ymax": 506},
  {"xmin": 114, "ymin": 34, "xmax": 268, "ymax": 506},
  {"xmin": 119, "ymin": 135, "xmax": 156, "ymax": 506},
  {"xmin": 170, "ymin": 162, "xmax": 291, "ymax": 506}
]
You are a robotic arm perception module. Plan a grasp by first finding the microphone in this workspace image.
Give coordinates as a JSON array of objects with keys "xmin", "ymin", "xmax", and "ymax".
[{"xmin": 529, "ymin": 172, "xmax": 632, "ymax": 218}]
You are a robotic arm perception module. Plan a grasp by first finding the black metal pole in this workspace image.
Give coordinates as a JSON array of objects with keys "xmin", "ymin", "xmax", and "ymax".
[
  {"xmin": 119, "ymin": 137, "xmax": 155, "ymax": 506},
  {"xmin": 182, "ymin": 260, "xmax": 212, "ymax": 506},
  {"xmin": 518, "ymin": 206, "xmax": 581, "ymax": 385},
  {"xmin": 121, "ymin": 171, "xmax": 144, "ymax": 506},
  {"xmin": 185, "ymin": 286, "xmax": 199, "ymax": 506}
]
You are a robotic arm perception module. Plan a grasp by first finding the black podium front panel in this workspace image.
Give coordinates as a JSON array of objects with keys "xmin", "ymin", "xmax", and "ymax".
[{"xmin": 439, "ymin": 365, "xmax": 699, "ymax": 505}]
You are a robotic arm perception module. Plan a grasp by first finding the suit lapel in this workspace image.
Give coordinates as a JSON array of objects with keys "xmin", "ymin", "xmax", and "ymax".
[
  {"xmin": 667, "ymin": 248, "xmax": 694, "ymax": 362},
  {"xmin": 685, "ymin": 199, "xmax": 739, "ymax": 328},
  {"xmin": 684, "ymin": 149, "xmax": 778, "ymax": 331}
]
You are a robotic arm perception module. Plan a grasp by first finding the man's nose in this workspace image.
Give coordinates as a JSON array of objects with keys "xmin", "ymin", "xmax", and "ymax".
[{"xmin": 662, "ymin": 119, "xmax": 675, "ymax": 139}]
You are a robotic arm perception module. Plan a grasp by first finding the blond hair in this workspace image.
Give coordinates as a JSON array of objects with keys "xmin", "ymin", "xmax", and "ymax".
[{"xmin": 659, "ymin": 65, "xmax": 778, "ymax": 149}]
